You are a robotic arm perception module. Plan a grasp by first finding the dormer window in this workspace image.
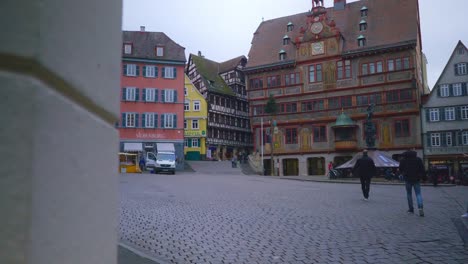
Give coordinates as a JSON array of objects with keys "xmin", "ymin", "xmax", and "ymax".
[
  {"xmin": 124, "ymin": 44, "xmax": 132, "ymax": 54},
  {"xmin": 156, "ymin": 46, "xmax": 164, "ymax": 57},
  {"xmin": 361, "ymin": 6, "xmax": 368, "ymax": 17},
  {"xmin": 357, "ymin": 35, "xmax": 366, "ymax": 47},
  {"xmin": 279, "ymin": 50, "xmax": 286, "ymax": 61},
  {"xmin": 283, "ymin": 35, "xmax": 290, "ymax": 45},
  {"xmin": 287, "ymin": 22, "xmax": 294, "ymax": 32},
  {"xmin": 359, "ymin": 20, "xmax": 367, "ymax": 31}
]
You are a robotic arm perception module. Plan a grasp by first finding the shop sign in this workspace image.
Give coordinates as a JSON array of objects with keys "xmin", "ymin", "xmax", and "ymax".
[
  {"xmin": 136, "ymin": 131, "xmax": 167, "ymax": 139},
  {"xmin": 184, "ymin": 130, "xmax": 206, "ymax": 137}
]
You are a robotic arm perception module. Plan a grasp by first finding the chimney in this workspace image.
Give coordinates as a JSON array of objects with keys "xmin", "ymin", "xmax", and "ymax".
[
  {"xmin": 334, "ymin": 0, "xmax": 346, "ymax": 10},
  {"xmin": 140, "ymin": 26, "xmax": 145, "ymax": 32}
]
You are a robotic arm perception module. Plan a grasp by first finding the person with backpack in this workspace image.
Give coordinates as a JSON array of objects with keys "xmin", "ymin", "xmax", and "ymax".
[
  {"xmin": 353, "ymin": 150, "xmax": 376, "ymax": 201},
  {"xmin": 399, "ymin": 149, "xmax": 427, "ymax": 217}
]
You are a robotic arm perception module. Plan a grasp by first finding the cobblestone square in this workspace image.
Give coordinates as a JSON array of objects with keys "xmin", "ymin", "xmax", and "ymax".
[{"xmin": 119, "ymin": 161, "xmax": 468, "ymax": 264}]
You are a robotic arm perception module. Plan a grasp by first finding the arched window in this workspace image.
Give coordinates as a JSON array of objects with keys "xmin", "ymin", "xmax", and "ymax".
[{"xmin": 283, "ymin": 35, "xmax": 290, "ymax": 45}]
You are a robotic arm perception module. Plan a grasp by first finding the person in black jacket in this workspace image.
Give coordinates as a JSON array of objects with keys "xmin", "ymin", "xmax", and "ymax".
[
  {"xmin": 399, "ymin": 150, "xmax": 426, "ymax": 216},
  {"xmin": 353, "ymin": 150, "xmax": 376, "ymax": 201}
]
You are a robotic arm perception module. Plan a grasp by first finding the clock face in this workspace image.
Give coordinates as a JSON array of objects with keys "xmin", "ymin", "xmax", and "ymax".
[
  {"xmin": 312, "ymin": 42, "xmax": 324, "ymax": 55},
  {"xmin": 311, "ymin": 22, "xmax": 323, "ymax": 34}
]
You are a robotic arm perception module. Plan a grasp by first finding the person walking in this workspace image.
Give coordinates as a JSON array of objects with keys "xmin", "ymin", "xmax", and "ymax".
[
  {"xmin": 399, "ymin": 149, "xmax": 426, "ymax": 217},
  {"xmin": 139, "ymin": 155, "xmax": 145, "ymax": 172},
  {"xmin": 353, "ymin": 150, "xmax": 376, "ymax": 201}
]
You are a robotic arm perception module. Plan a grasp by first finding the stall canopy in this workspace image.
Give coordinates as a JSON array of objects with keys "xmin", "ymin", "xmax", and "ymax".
[
  {"xmin": 124, "ymin": 143, "xmax": 143, "ymax": 152},
  {"xmin": 336, "ymin": 150, "xmax": 399, "ymax": 169}
]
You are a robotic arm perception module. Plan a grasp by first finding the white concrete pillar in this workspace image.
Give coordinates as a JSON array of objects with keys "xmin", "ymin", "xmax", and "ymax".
[{"xmin": 0, "ymin": 1, "xmax": 122, "ymax": 263}]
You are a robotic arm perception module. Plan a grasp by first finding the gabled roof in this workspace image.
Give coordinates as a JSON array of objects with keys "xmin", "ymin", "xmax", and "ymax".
[
  {"xmin": 219, "ymin": 55, "xmax": 247, "ymax": 74},
  {"xmin": 430, "ymin": 40, "xmax": 468, "ymax": 94},
  {"xmin": 122, "ymin": 31, "xmax": 186, "ymax": 62},
  {"xmin": 246, "ymin": 0, "xmax": 419, "ymax": 68},
  {"xmin": 189, "ymin": 54, "xmax": 235, "ymax": 96},
  {"xmin": 184, "ymin": 74, "xmax": 205, "ymax": 99}
]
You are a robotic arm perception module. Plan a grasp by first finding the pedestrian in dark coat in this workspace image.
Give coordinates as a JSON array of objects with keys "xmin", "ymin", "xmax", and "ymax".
[
  {"xmin": 353, "ymin": 150, "xmax": 376, "ymax": 201},
  {"xmin": 399, "ymin": 150, "xmax": 426, "ymax": 216},
  {"xmin": 139, "ymin": 155, "xmax": 145, "ymax": 171}
]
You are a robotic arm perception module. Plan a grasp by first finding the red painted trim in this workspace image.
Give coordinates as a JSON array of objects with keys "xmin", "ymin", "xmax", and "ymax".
[
  {"xmin": 248, "ymin": 78, "xmax": 413, "ymax": 102},
  {"xmin": 250, "ymin": 87, "xmax": 416, "ymax": 119},
  {"xmin": 251, "ymin": 109, "xmax": 420, "ymax": 128}
]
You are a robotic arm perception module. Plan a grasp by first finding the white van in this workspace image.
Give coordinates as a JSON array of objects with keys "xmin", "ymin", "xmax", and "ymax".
[{"xmin": 146, "ymin": 143, "xmax": 176, "ymax": 174}]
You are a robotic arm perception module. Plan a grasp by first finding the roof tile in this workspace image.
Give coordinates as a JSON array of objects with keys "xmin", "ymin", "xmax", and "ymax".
[{"xmin": 246, "ymin": 0, "xmax": 419, "ymax": 68}]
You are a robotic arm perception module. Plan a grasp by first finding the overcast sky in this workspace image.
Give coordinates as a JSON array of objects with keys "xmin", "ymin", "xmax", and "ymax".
[{"xmin": 123, "ymin": 0, "xmax": 468, "ymax": 89}]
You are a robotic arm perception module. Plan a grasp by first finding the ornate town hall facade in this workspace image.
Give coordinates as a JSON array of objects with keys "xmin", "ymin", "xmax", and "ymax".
[{"xmin": 244, "ymin": 0, "xmax": 428, "ymax": 176}]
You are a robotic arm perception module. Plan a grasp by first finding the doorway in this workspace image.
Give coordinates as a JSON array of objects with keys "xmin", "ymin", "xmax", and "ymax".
[{"xmin": 283, "ymin": 159, "xmax": 299, "ymax": 176}]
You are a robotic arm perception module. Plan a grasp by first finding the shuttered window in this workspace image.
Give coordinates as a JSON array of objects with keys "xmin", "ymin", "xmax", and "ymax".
[
  {"xmin": 429, "ymin": 108, "xmax": 440, "ymax": 122},
  {"xmin": 445, "ymin": 107, "xmax": 455, "ymax": 121},
  {"xmin": 125, "ymin": 64, "xmax": 137, "ymax": 76},
  {"xmin": 455, "ymin": 63, "xmax": 467, "ymax": 75},
  {"xmin": 461, "ymin": 106, "xmax": 468, "ymax": 120},
  {"xmin": 162, "ymin": 114, "xmax": 177, "ymax": 128},
  {"xmin": 446, "ymin": 132, "xmax": 453, "ymax": 146},
  {"xmin": 124, "ymin": 113, "xmax": 138, "ymax": 128},
  {"xmin": 453, "ymin": 83, "xmax": 463, "ymax": 96},
  {"xmin": 142, "ymin": 113, "xmax": 157, "ymax": 128},
  {"xmin": 431, "ymin": 133, "xmax": 441, "ymax": 147},
  {"xmin": 439, "ymin": 84, "xmax": 449, "ymax": 97},
  {"xmin": 463, "ymin": 131, "xmax": 468, "ymax": 145}
]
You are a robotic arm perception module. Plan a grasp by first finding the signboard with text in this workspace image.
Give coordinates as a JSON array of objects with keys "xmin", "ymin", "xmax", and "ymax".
[{"xmin": 184, "ymin": 130, "xmax": 206, "ymax": 137}]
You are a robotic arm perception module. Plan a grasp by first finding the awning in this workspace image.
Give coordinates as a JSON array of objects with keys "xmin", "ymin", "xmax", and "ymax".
[
  {"xmin": 336, "ymin": 150, "xmax": 399, "ymax": 169},
  {"xmin": 124, "ymin": 143, "xmax": 143, "ymax": 152}
]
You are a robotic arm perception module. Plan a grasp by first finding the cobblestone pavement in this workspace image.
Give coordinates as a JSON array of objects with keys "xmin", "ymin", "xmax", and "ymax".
[{"xmin": 120, "ymin": 161, "xmax": 468, "ymax": 264}]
